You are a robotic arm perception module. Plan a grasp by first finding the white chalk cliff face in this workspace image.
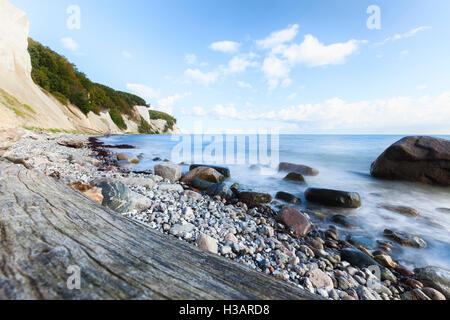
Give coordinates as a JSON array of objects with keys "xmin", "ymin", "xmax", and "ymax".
[{"xmin": 0, "ymin": 0, "xmax": 180, "ymax": 134}]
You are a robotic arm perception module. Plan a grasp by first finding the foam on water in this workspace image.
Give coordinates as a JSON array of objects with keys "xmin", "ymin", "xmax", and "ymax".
[{"xmin": 101, "ymin": 134, "xmax": 450, "ymax": 270}]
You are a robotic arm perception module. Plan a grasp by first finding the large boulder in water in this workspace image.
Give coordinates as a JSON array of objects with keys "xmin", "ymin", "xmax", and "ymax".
[
  {"xmin": 370, "ymin": 136, "xmax": 450, "ymax": 186},
  {"xmin": 190, "ymin": 164, "xmax": 230, "ymax": 178},
  {"xmin": 279, "ymin": 162, "xmax": 319, "ymax": 176},
  {"xmin": 238, "ymin": 192, "xmax": 272, "ymax": 204},
  {"xmin": 305, "ymin": 188, "xmax": 362, "ymax": 208},
  {"xmin": 182, "ymin": 166, "xmax": 225, "ymax": 184}
]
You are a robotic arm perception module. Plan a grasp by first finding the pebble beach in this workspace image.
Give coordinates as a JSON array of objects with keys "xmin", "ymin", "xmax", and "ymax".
[{"xmin": 4, "ymin": 130, "xmax": 449, "ymax": 301}]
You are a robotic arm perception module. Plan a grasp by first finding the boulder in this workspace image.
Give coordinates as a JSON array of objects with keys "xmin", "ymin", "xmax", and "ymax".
[
  {"xmin": 190, "ymin": 164, "xmax": 230, "ymax": 178},
  {"xmin": 283, "ymin": 172, "xmax": 306, "ymax": 183},
  {"xmin": 154, "ymin": 163, "xmax": 183, "ymax": 182},
  {"xmin": 238, "ymin": 192, "xmax": 272, "ymax": 204},
  {"xmin": 276, "ymin": 207, "xmax": 311, "ymax": 238},
  {"xmin": 278, "ymin": 162, "xmax": 319, "ymax": 176},
  {"xmin": 92, "ymin": 179, "xmax": 134, "ymax": 213},
  {"xmin": 275, "ymin": 191, "xmax": 301, "ymax": 204},
  {"xmin": 192, "ymin": 178, "xmax": 215, "ymax": 191},
  {"xmin": 305, "ymin": 188, "xmax": 361, "ymax": 208},
  {"xmin": 415, "ymin": 266, "xmax": 450, "ymax": 299},
  {"xmin": 57, "ymin": 139, "xmax": 84, "ymax": 149},
  {"xmin": 181, "ymin": 166, "xmax": 225, "ymax": 184},
  {"xmin": 340, "ymin": 248, "xmax": 380, "ymax": 269},
  {"xmin": 370, "ymin": 136, "xmax": 450, "ymax": 186},
  {"xmin": 383, "ymin": 229, "xmax": 427, "ymax": 248},
  {"xmin": 183, "ymin": 190, "xmax": 203, "ymax": 200},
  {"xmin": 422, "ymin": 287, "xmax": 446, "ymax": 300},
  {"xmin": 116, "ymin": 153, "xmax": 129, "ymax": 161},
  {"xmin": 205, "ymin": 183, "xmax": 233, "ymax": 200}
]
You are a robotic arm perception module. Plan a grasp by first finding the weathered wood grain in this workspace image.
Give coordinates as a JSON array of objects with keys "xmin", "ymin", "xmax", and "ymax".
[{"xmin": 0, "ymin": 160, "xmax": 320, "ymax": 300}]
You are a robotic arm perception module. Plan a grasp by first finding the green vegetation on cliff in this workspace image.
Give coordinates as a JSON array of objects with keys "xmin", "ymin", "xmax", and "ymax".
[
  {"xmin": 27, "ymin": 39, "xmax": 147, "ymax": 129},
  {"xmin": 27, "ymin": 38, "xmax": 177, "ymax": 132},
  {"xmin": 149, "ymin": 110, "xmax": 177, "ymax": 131}
]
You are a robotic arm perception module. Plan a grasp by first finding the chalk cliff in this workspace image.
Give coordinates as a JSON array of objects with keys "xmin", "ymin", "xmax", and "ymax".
[{"xmin": 0, "ymin": 0, "xmax": 180, "ymax": 134}]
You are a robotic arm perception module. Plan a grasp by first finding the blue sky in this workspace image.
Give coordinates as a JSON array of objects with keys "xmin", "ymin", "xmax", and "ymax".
[{"xmin": 10, "ymin": 0, "xmax": 450, "ymax": 134}]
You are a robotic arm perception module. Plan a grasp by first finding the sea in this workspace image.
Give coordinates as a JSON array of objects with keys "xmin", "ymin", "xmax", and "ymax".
[{"xmin": 100, "ymin": 134, "xmax": 450, "ymax": 270}]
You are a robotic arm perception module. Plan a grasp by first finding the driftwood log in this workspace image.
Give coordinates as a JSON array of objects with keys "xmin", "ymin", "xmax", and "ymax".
[{"xmin": 0, "ymin": 160, "xmax": 319, "ymax": 300}]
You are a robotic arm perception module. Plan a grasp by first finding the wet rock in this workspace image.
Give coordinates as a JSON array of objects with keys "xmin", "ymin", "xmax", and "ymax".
[
  {"xmin": 116, "ymin": 153, "xmax": 129, "ymax": 161},
  {"xmin": 154, "ymin": 163, "xmax": 183, "ymax": 182},
  {"xmin": 181, "ymin": 166, "xmax": 225, "ymax": 184},
  {"xmin": 275, "ymin": 191, "xmax": 301, "ymax": 204},
  {"xmin": 278, "ymin": 162, "xmax": 319, "ymax": 176},
  {"xmin": 196, "ymin": 234, "xmax": 218, "ymax": 254},
  {"xmin": 415, "ymin": 266, "xmax": 450, "ymax": 299},
  {"xmin": 192, "ymin": 178, "xmax": 214, "ymax": 191},
  {"xmin": 379, "ymin": 204, "xmax": 419, "ymax": 217},
  {"xmin": 331, "ymin": 215, "xmax": 359, "ymax": 229},
  {"xmin": 238, "ymin": 192, "xmax": 272, "ymax": 204},
  {"xmin": 380, "ymin": 267, "xmax": 397, "ymax": 283},
  {"xmin": 308, "ymin": 269, "xmax": 334, "ymax": 291},
  {"xmin": 305, "ymin": 188, "xmax": 361, "ymax": 208},
  {"xmin": 130, "ymin": 158, "xmax": 140, "ymax": 164},
  {"xmin": 276, "ymin": 207, "xmax": 312, "ymax": 238},
  {"xmin": 383, "ymin": 229, "xmax": 427, "ymax": 248},
  {"xmin": 206, "ymin": 183, "xmax": 233, "ymax": 200},
  {"xmin": 283, "ymin": 172, "xmax": 306, "ymax": 183},
  {"xmin": 370, "ymin": 136, "xmax": 450, "ymax": 186},
  {"xmin": 404, "ymin": 278, "xmax": 424, "ymax": 290},
  {"xmin": 190, "ymin": 164, "xmax": 230, "ymax": 178},
  {"xmin": 395, "ymin": 265, "xmax": 415, "ymax": 277},
  {"xmin": 411, "ymin": 289, "xmax": 432, "ymax": 300},
  {"xmin": 346, "ymin": 235, "xmax": 375, "ymax": 249},
  {"xmin": 422, "ymin": 287, "xmax": 446, "ymax": 300},
  {"xmin": 325, "ymin": 229, "xmax": 339, "ymax": 241},
  {"xmin": 340, "ymin": 248, "xmax": 380, "ymax": 269},
  {"xmin": 436, "ymin": 208, "xmax": 450, "ymax": 214},
  {"xmin": 374, "ymin": 254, "xmax": 398, "ymax": 269}
]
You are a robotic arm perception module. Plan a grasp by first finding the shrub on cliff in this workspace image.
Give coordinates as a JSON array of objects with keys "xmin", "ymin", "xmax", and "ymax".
[{"xmin": 149, "ymin": 110, "xmax": 177, "ymax": 131}]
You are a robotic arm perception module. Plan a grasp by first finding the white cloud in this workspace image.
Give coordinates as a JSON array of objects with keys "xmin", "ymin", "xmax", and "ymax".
[
  {"xmin": 215, "ymin": 104, "xmax": 238, "ymax": 119},
  {"xmin": 376, "ymin": 26, "xmax": 432, "ymax": 46},
  {"xmin": 61, "ymin": 37, "xmax": 78, "ymax": 51},
  {"xmin": 261, "ymin": 55, "xmax": 291, "ymax": 89},
  {"xmin": 210, "ymin": 41, "xmax": 241, "ymax": 53},
  {"xmin": 126, "ymin": 84, "xmax": 159, "ymax": 100},
  {"xmin": 185, "ymin": 68, "xmax": 219, "ymax": 85},
  {"xmin": 280, "ymin": 35, "xmax": 361, "ymax": 67},
  {"xmin": 256, "ymin": 24, "xmax": 299, "ymax": 49},
  {"xmin": 207, "ymin": 92, "xmax": 450, "ymax": 133},
  {"xmin": 281, "ymin": 78, "xmax": 292, "ymax": 88},
  {"xmin": 223, "ymin": 55, "xmax": 258, "ymax": 74},
  {"xmin": 237, "ymin": 81, "xmax": 252, "ymax": 89},
  {"xmin": 400, "ymin": 50, "xmax": 409, "ymax": 55}
]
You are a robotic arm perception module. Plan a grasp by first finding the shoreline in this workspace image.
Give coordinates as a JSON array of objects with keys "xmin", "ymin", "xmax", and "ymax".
[{"xmin": 1, "ymin": 130, "xmax": 448, "ymax": 300}]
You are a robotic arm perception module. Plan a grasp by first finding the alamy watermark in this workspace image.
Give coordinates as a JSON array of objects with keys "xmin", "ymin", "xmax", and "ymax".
[
  {"xmin": 367, "ymin": 5, "xmax": 381, "ymax": 30},
  {"xmin": 67, "ymin": 5, "xmax": 81, "ymax": 30},
  {"xmin": 66, "ymin": 265, "xmax": 81, "ymax": 290},
  {"xmin": 169, "ymin": 124, "xmax": 279, "ymax": 174}
]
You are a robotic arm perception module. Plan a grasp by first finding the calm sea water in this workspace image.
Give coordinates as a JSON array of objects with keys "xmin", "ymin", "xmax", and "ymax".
[{"xmin": 100, "ymin": 134, "xmax": 450, "ymax": 270}]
